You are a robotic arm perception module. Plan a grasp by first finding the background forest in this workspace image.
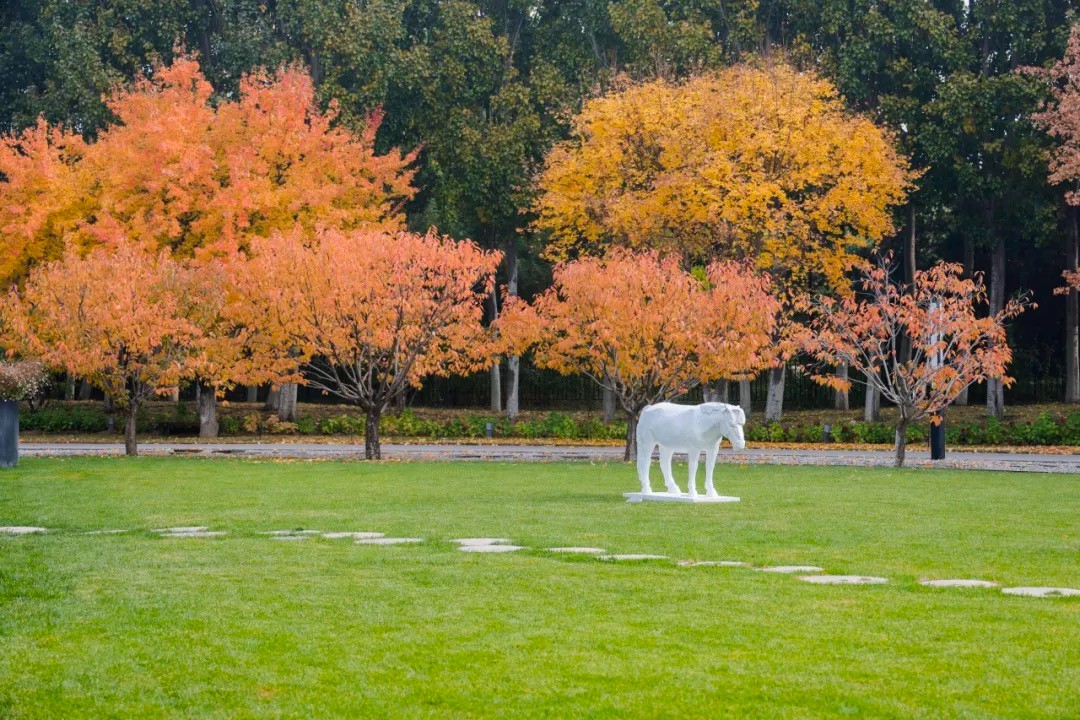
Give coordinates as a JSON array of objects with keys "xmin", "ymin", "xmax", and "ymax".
[{"xmin": 3, "ymin": 0, "xmax": 1079, "ymax": 416}]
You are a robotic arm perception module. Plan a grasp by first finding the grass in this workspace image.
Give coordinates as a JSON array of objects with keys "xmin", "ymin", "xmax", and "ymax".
[{"xmin": 1, "ymin": 458, "xmax": 1077, "ymax": 719}]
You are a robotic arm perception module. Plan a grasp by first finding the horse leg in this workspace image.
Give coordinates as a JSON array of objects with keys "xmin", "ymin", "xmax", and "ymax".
[
  {"xmin": 687, "ymin": 448, "xmax": 700, "ymax": 497},
  {"xmin": 660, "ymin": 447, "xmax": 680, "ymax": 494},
  {"xmin": 705, "ymin": 442, "xmax": 720, "ymax": 497},
  {"xmin": 636, "ymin": 436, "xmax": 655, "ymax": 494}
]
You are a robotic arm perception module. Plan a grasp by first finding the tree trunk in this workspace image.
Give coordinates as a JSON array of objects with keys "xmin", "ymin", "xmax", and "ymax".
[
  {"xmin": 899, "ymin": 204, "xmax": 917, "ymax": 364},
  {"xmin": 65, "ymin": 374, "xmax": 75, "ymax": 401},
  {"xmin": 864, "ymin": 378, "xmax": 881, "ymax": 422},
  {"xmin": 365, "ymin": 406, "xmax": 382, "ymax": 460},
  {"xmin": 956, "ymin": 236, "xmax": 976, "ymax": 405},
  {"xmin": 246, "ymin": 386, "xmax": 259, "ymax": 403},
  {"xmin": 624, "ymin": 411, "xmax": 639, "ymax": 462},
  {"xmin": 392, "ymin": 386, "xmax": 407, "ymax": 415},
  {"xmin": 168, "ymin": 387, "xmax": 180, "ymax": 403},
  {"xmin": 1067, "ymin": 207, "xmax": 1080, "ymax": 403},
  {"xmin": 987, "ymin": 234, "xmax": 1006, "ymax": 419},
  {"xmin": 505, "ymin": 236, "xmax": 520, "ymax": 420},
  {"xmin": 78, "ymin": 379, "xmax": 93, "ymax": 401},
  {"xmin": 489, "ymin": 289, "xmax": 502, "ymax": 413},
  {"xmin": 739, "ymin": 379, "xmax": 752, "ymax": 417},
  {"xmin": 124, "ymin": 404, "xmax": 138, "ymax": 457},
  {"xmin": 197, "ymin": 381, "xmax": 218, "ymax": 439},
  {"xmin": 506, "ymin": 356, "xmax": 520, "ymax": 419},
  {"xmin": 764, "ymin": 365, "xmax": 785, "ymax": 422},
  {"xmin": 602, "ymin": 383, "xmax": 617, "ymax": 422},
  {"xmin": 264, "ymin": 387, "xmax": 280, "ymax": 411},
  {"xmin": 277, "ymin": 383, "xmax": 298, "ymax": 421},
  {"xmin": 490, "ymin": 362, "xmax": 503, "ymax": 414},
  {"xmin": 834, "ymin": 363, "xmax": 849, "ymax": 410},
  {"xmin": 894, "ymin": 420, "xmax": 908, "ymax": 468}
]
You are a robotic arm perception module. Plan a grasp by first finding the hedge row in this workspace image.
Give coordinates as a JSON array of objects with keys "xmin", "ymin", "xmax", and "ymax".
[{"xmin": 19, "ymin": 406, "xmax": 1080, "ymax": 446}]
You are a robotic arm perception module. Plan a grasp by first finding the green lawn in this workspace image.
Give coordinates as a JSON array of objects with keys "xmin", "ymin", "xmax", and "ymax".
[{"xmin": 1, "ymin": 459, "xmax": 1077, "ymax": 719}]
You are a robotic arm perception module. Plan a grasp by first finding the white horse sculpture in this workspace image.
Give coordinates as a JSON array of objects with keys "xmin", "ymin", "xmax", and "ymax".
[{"xmin": 635, "ymin": 402, "xmax": 746, "ymax": 497}]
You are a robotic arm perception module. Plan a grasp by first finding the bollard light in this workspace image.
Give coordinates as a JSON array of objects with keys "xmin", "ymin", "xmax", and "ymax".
[
  {"xmin": 485, "ymin": 421, "xmax": 494, "ymax": 438},
  {"xmin": 823, "ymin": 423, "xmax": 832, "ymax": 443}
]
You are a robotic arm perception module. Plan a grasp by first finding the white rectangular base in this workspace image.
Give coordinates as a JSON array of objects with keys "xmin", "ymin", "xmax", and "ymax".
[{"xmin": 624, "ymin": 492, "xmax": 740, "ymax": 504}]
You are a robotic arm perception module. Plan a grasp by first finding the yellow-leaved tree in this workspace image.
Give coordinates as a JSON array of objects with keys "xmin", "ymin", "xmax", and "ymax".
[{"xmin": 534, "ymin": 62, "xmax": 911, "ymax": 420}]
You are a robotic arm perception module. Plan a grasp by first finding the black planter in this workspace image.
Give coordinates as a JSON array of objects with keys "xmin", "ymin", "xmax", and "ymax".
[{"xmin": 0, "ymin": 399, "xmax": 18, "ymax": 468}]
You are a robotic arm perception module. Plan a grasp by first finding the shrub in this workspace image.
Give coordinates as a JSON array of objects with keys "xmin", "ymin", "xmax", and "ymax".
[
  {"xmin": 22, "ymin": 406, "xmax": 109, "ymax": 433},
  {"xmin": 1063, "ymin": 411, "xmax": 1080, "ymax": 445},
  {"xmin": 0, "ymin": 361, "xmax": 48, "ymax": 402},
  {"xmin": 294, "ymin": 417, "xmax": 318, "ymax": 435},
  {"xmin": 265, "ymin": 415, "xmax": 298, "ymax": 434},
  {"xmin": 241, "ymin": 413, "xmax": 262, "ymax": 434},
  {"xmin": 219, "ymin": 416, "xmax": 242, "ymax": 435}
]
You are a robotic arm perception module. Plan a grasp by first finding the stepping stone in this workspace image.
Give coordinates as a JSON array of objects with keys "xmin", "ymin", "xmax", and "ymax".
[
  {"xmin": 270, "ymin": 535, "xmax": 309, "ymax": 541},
  {"xmin": 920, "ymin": 579, "xmax": 999, "ymax": 588},
  {"xmin": 355, "ymin": 537, "xmax": 423, "ymax": 545},
  {"xmin": 261, "ymin": 530, "xmax": 321, "ymax": 536},
  {"xmin": 322, "ymin": 532, "xmax": 385, "ymax": 540},
  {"xmin": 1001, "ymin": 586, "xmax": 1080, "ymax": 598},
  {"xmin": 452, "ymin": 538, "xmax": 512, "ymax": 546},
  {"xmin": 459, "ymin": 544, "xmax": 526, "ymax": 553},
  {"xmin": 599, "ymin": 554, "xmax": 668, "ymax": 561},
  {"xmin": 759, "ymin": 565, "xmax": 824, "ymax": 574},
  {"xmin": 154, "ymin": 526, "xmax": 208, "ymax": 533},
  {"xmin": 799, "ymin": 575, "xmax": 888, "ymax": 585},
  {"xmin": 548, "ymin": 547, "xmax": 606, "ymax": 554},
  {"xmin": 84, "ymin": 529, "xmax": 130, "ymax": 535},
  {"xmin": 677, "ymin": 560, "xmax": 750, "ymax": 568},
  {"xmin": 0, "ymin": 526, "xmax": 48, "ymax": 535},
  {"xmin": 161, "ymin": 531, "xmax": 226, "ymax": 538}
]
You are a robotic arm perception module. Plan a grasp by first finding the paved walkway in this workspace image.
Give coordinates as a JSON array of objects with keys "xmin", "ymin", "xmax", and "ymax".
[{"xmin": 19, "ymin": 441, "xmax": 1080, "ymax": 473}]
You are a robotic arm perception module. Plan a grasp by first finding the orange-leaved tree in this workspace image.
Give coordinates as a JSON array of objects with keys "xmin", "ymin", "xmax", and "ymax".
[
  {"xmin": 499, "ymin": 250, "xmax": 780, "ymax": 460},
  {"xmin": 533, "ymin": 62, "xmax": 911, "ymax": 420},
  {"xmin": 0, "ymin": 53, "xmax": 419, "ymax": 432},
  {"xmin": 236, "ymin": 227, "xmax": 502, "ymax": 460},
  {"xmin": 802, "ymin": 260, "xmax": 1031, "ymax": 467},
  {"xmin": 0, "ymin": 53, "xmax": 418, "ymax": 269},
  {"xmin": 77, "ymin": 55, "xmax": 417, "ymax": 257},
  {"xmin": 4, "ymin": 242, "xmax": 205, "ymax": 456},
  {"xmin": 0, "ymin": 119, "xmax": 87, "ymax": 284}
]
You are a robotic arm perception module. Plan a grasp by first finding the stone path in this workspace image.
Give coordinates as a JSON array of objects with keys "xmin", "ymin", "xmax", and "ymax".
[
  {"xmin": 799, "ymin": 575, "xmax": 888, "ymax": 585},
  {"xmin": 459, "ymin": 544, "xmax": 526, "ymax": 553},
  {"xmin": 154, "ymin": 526, "xmax": 226, "ymax": 538},
  {"xmin": 20, "ymin": 441, "xmax": 1080, "ymax": 473},
  {"xmin": 920, "ymin": 579, "xmax": 999, "ymax": 588},
  {"xmin": 1001, "ymin": 586, "xmax": 1080, "ymax": 598},
  {"xmin": 7, "ymin": 524, "xmax": 1076, "ymax": 599},
  {"xmin": 548, "ymin": 547, "xmax": 606, "ymax": 554}
]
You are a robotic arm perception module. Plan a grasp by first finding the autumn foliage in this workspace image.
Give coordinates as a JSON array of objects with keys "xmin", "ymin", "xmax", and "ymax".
[
  {"xmin": 0, "ymin": 54, "xmax": 418, "ymax": 284},
  {"xmin": 534, "ymin": 63, "xmax": 911, "ymax": 290},
  {"xmin": 236, "ymin": 227, "xmax": 502, "ymax": 459},
  {"xmin": 5, "ymin": 243, "xmax": 205, "ymax": 455},
  {"xmin": 802, "ymin": 260, "xmax": 1030, "ymax": 467},
  {"xmin": 500, "ymin": 249, "xmax": 779, "ymax": 459}
]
